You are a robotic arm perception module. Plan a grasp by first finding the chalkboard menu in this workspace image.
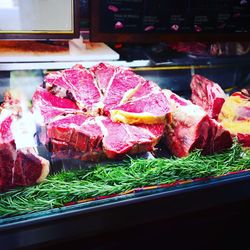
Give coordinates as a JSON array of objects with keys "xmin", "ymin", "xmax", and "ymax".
[{"xmin": 90, "ymin": 0, "xmax": 250, "ymax": 42}]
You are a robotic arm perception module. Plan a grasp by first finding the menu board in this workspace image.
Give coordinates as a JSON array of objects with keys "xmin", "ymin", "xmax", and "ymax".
[{"xmin": 99, "ymin": 0, "xmax": 250, "ymax": 34}]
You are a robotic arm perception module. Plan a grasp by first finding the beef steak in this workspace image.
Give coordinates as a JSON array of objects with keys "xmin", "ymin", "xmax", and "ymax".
[
  {"xmin": 35, "ymin": 63, "xmax": 169, "ymax": 161},
  {"xmin": 45, "ymin": 64, "xmax": 102, "ymax": 115},
  {"xmin": 163, "ymin": 90, "xmax": 232, "ymax": 157},
  {"xmin": 96, "ymin": 116, "xmax": 164, "ymax": 159},
  {"xmin": 91, "ymin": 63, "xmax": 171, "ymax": 124},
  {"xmin": 0, "ymin": 110, "xmax": 49, "ymax": 191},
  {"xmin": 32, "ymin": 87, "xmax": 80, "ymax": 123},
  {"xmin": 110, "ymin": 80, "xmax": 171, "ymax": 124},
  {"xmin": 190, "ymin": 74, "xmax": 227, "ymax": 120}
]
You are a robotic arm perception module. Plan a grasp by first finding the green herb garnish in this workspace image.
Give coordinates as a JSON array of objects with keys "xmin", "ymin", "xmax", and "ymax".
[{"xmin": 0, "ymin": 143, "xmax": 249, "ymax": 217}]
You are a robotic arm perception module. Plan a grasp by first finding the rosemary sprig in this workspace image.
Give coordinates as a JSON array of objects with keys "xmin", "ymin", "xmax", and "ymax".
[{"xmin": 0, "ymin": 143, "xmax": 249, "ymax": 217}]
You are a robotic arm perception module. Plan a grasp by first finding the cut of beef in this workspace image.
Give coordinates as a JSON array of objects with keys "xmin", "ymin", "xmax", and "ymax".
[
  {"xmin": 90, "ymin": 62, "xmax": 118, "ymax": 96},
  {"xmin": 34, "ymin": 63, "xmax": 169, "ymax": 161},
  {"xmin": 95, "ymin": 116, "xmax": 164, "ymax": 159},
  {"xmin": 12, "ymin": 148, "xmax": 49, "ymax": 187},
  {"xmin": 110, "ymin": 80, "xmax": 171, "ymax": 124},
  {"xmin": 47, "ymin": 114, "xmax": 103, "ymax": 155},
  {"xmin": 47, "ymin": 113, "xmax": 163, "ymax": 160},
  {"xmin": 190, "ymin": 74, "xmax": 227, "ymax": 120},
  {"xmin": 218, "ymin": 92, "xmax": 250, "ymax": 147},
  {"xmin": 91, "ymin": 63, "xmax": 144, "ymax": 116},
  {"xmin": 0, "ymin": 109, "xmax": 49, "ymax": 191},
  {"xmin": 45, "ymin": 64, "xmax": 102, "ymax": 115},
  {"xmin": 33, "ymin": 87, "xmax": 79, "ymax": 110},
  {"xmin": 204, "ymin": 119, "xmax": 233, "ymax": 154},
  {"xmin": 163, "ymin": 90, "xmax": 232, "ymax": 157},
  {"xmin": 32, "ymin": 87, "xmax": 80, "ymax": 124},
  {"xmin": 163, "ymin": 90, "xmax": 210, "ymax": 157},
  {"xmin": 49, "ymin": 139, "xmax": 105, "ymax": 161},
  {"xmin": 91, "ymin": 63, "xmax": 171, "ymax": 124}
]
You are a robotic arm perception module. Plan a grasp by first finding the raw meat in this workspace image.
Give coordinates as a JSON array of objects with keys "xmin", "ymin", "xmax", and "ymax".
[
  {"xmin": 91, "ymin": 63, "xmax": 170, "ymax": 124},
  {"xmin": 32, "ymin": 87, "xmax": 80, "ymax": 123},
  {"xmin": 218, "ymin": 92, "xmax": 250, "ymax": 147},
  {"xmin": 95, "ymin": 116, "xmax": 164, "ymax": 159},
  {"xmin": 190, "ymin": 74, "xmax": 227, "ymax": 120},
  {"xmin": 163, "ymin": 90, "xmax": 232, "ymax": 157},
  {"xmin": 0, "ymin": 110, "xmax": 49, "ymax": 191},
  {"xmin": 47, "ymin": 114, "xmax": 164, "ymax": 160},
  {"xmin": 45, "ymin": 64, "xmax": 102, "ymax": 115},
  {"xmin": 35, "ymin": 63, "xmax": 169, "ymax": 161},
  {"xmin": 110, "ymin": 80, "xmax": 171, "ymax": 124},
  {"xmin": 203, "ymin": 119, "xmax": 233, "ymax": 154},
  {"xmin": 47, "ymin": 114, "xmax": 103, "ymax": 155},
  {"xmin": 91, "ymin": 63, "xmax": 144, "ymax": 115}
]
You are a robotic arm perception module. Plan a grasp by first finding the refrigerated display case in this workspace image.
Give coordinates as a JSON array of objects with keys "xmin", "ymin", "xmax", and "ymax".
[
  {"xmin": 0, "ymin": 54, "xmax": 250, "ymax": 249},
  {"xmin": 1, "ymin": 1, "xmax": 250, "ymax": 249}
]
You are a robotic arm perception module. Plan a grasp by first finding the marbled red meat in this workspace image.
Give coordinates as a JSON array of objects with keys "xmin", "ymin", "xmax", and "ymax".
[
  {"xmin": 190, "ymin": 74, "xmax": 227, "ymax": 120},
  {"xmin": 32, "ymin": 87, "xmax": 80, "ymax": 123},
  {"xmin": 163, "ymin": 90, "xmax": 232, "ymax": 157},
  {"xmin": 91, "ymin": 63, "xmax": 171, "ymax": 124},
  {"xmin": 110, "ymin": 80, "xmax": 171, "ymax": 124},
  {"xmin": 47, "ymin": 114, "xmax": 103, "ymax": 153},
  {"xmin": 45, "ymin": 64, "xmax": 102, "ymax": 115},
  {"xmin": 46, "ymin": 114, "xmax": 164, "ymax": 160},
  {"xmin": 0, "ymin": 110, "xmax": 49, "ymax": 191},
  {"xmin": 36, "ymin": 63, "xmax": 170, "ymax": 160},
  {"xmin": 95, "ymin": 116, "xmax": 164, "ymax": 159}
]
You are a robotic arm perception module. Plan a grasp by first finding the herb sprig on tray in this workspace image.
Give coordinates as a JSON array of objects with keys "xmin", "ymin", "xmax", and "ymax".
[{"xmin": 0, "ymin": 143, "xmax": 249, "ymax": 217}]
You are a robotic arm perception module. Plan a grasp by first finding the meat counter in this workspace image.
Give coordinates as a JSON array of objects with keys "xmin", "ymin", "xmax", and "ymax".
[{"xmin": 0, "ymin": 54, "xmax": 250, "ymax": 249}]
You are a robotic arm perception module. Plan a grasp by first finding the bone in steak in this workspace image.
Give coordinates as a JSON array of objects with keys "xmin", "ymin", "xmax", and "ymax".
[
  {"xmin": 163, "ymin": 90, "xmax": 232, "ymax": 157},
  {"xmin": 95, "ymin": 116, "xmax": 164, "ymax": 159},
  {"xmin": 190, "ymin": 74, "xmax": 227, "ymax": 120},
  {"xmin": 91, "ymin": 63, "xmax": 170, "ymax": 124},
  {"xmin": 36, "ymin": 63, "xmax": 170, "ymax": 160},
  {"xmin": 47, "ymin": 114, "xmax": 103, "ymax": 154},
  {"xmin": 0, "ymin": 109, "xmax": 49, "ymax": 191},
  {"xmin": 45, "ymin": 64, "xmax": 102, "ymax": 115},
  {"xmin": 46, "ymin": 113, "xmax": 164, "ymax": 160},
  {"xmin": 110, "ymin": 80, "xmax": 171, "ymax": 124},
  {"xmin": 32, "ymin": 87, "xmax": 80, "ymax": 123}
]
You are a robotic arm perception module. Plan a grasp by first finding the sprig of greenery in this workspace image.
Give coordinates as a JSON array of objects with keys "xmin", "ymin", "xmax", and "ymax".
[{"xmin": 0, "ymin": 143, "xmax": 249, "ymax": 217}]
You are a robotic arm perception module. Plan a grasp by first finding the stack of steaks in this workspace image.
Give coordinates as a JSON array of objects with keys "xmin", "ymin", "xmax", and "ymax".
[{"xmin": 33, "ymin": 63, "xmax": 170, "ymax": 161}]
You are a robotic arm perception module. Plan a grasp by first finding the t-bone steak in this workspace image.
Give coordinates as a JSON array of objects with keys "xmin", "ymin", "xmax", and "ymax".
[
  {"xmin": 34, "ymin": 63, "xmax": 170, "ymax": 160},
  {"xmin": 44, "ymin": 64, "xmax": 102, "ymax": 115},
  {"xmin": 32, "ymin": 87, "xmax": 80, "ymax": 124},
  {"xmin": 91, "ymin": 63, "xmax": 171, "ymax": 124}
]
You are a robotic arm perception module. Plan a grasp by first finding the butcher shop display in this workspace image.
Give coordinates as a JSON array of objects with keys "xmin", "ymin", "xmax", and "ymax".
[{"xmin": 0, "ymin": 63, "xmax": 250, "ymax": 218}]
